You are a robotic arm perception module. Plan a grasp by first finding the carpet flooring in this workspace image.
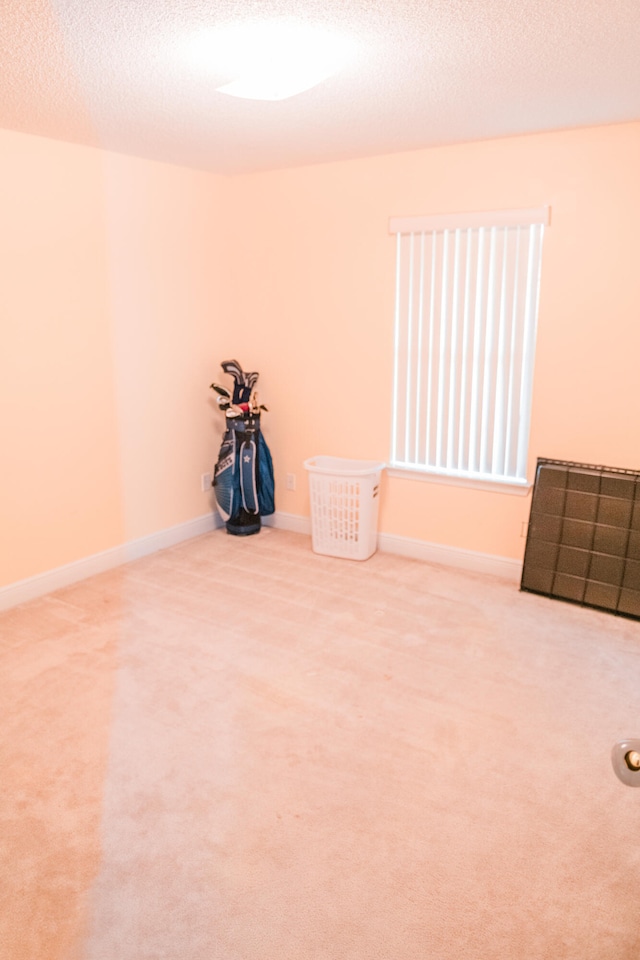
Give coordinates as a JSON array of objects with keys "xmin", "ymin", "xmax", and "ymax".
[{"xmin": 2, "ymin": 527, "xmax": 640, "ymax": 959}]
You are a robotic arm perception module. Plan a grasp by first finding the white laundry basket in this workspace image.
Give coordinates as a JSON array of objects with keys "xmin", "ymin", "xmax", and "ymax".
[{"xmin": 303, "ymin": 456, "xmax": 385, "ymax": 560}]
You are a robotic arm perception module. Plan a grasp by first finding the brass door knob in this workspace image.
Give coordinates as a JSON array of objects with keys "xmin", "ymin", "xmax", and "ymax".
[{"xmin": 612, "ymin": 740, "xmax": 640, "ymax": 786}]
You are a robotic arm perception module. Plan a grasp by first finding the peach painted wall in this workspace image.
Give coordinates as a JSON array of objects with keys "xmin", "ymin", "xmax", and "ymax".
[
  {"xmin": 225, "ymin": 122, "xmax": 640, "ymax": 560},
  {"xmin": 0, "ymin": 129, "xmax": 229, "ymax": 588},
  {"xmin": 2, "ymin": 121, "xmax": 639, "ymax": 588},
  {"xmin": 101, "ymin": 151, "xmax": 231, "ymax": 543},
  {"xmin": 0, "ymin": 130, "xmax": 122, "ymax": 586}
]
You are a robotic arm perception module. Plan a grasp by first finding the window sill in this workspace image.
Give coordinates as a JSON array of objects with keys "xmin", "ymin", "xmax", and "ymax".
[{"xmin": 386, "ymin": 466, "xmax": 532, "ymax": 496}]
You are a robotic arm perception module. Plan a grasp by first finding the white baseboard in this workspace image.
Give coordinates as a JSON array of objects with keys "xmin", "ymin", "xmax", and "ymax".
[
  {"xmin": 377, "ymin": 531, "xmax": 522, "ymax": 581},
  {"xmin": 0, "ymin": 513, "xmax": 221, "ymax": 612},
  {"xmin": 265, "ymin": 511, "xmax": 522, "ymax": 582},
  {"xmin": 262, "ymin": 511, "xmax": 312, "ymax": 535},
  {"xmin": 1, "ymin": 508, "xmax": 521, "ymax": 612}
]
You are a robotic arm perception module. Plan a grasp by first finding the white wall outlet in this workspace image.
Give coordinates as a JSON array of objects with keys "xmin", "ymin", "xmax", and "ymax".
[
  {"xmin": 201, "ymin": 472, "xmax": 213, "ymax": 492},
  {"xmin": 286, "ymin": 473, "xmax": 296, "ymax": 491}
]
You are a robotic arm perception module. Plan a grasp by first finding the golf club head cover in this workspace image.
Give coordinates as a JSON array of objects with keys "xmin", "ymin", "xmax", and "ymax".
[{"xmin": 221, "ymin": 359, "xmax": 259, "ymax": 405}]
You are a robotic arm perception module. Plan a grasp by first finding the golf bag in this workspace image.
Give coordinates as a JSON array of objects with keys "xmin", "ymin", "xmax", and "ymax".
[{"xmin": 211, "ymin": 360, "xmax": 275, "ymax": 536}]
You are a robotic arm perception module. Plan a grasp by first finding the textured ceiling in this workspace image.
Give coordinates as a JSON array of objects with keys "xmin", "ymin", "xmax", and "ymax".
[{"xmin": 2, "ymin": 0, "xmax": 640, "ymax": 174}]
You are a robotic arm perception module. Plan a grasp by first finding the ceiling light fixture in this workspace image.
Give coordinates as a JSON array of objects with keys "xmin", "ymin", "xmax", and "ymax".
[{"xmin": 189, "ymin": 20, "xmax": 355, "ymax": 102}]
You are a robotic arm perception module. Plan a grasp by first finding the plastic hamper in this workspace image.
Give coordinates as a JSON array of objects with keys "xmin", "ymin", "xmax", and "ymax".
[{"xmin": 303, "ymin": 456, "xmax": 385, "ymax": 560}]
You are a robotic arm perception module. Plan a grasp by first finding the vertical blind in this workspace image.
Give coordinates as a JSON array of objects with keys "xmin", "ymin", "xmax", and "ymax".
[{"xmin": 389, "ymin": 208, "xmax": 548, "ymax": 486}]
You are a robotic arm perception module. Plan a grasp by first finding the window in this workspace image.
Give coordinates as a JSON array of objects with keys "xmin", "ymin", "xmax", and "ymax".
[{"xmin": 389, "ymin": 207, "xmax": 548, "ymax": 493}]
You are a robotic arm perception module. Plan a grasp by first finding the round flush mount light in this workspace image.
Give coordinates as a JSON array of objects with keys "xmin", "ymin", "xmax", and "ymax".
[{"xmin": 187, "ymin": 19, "xmax": 356, "ymax": 101}]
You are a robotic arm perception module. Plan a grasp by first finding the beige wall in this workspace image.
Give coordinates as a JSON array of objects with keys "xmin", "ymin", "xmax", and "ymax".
[
  {"xmin": 2, "ymin": 121, "xmax": 639, "ymax": 588},
  {"xmin": 226, "ymin": 122, "xmax": 640, "ymax": 559},
  {"xmin": 102, "ymin": 151, "xmax": 232, "ymax": 543},
  {"xmin": 0, "ymin": 129, "xmax": 230, "ymax": 587}
]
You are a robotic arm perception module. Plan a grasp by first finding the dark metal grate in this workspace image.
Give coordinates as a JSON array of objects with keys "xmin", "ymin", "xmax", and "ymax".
[{"xmin": 521, "ymin": 458, "xmax": 640, "ymax": 620}]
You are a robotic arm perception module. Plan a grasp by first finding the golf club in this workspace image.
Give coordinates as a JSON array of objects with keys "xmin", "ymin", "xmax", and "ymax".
[
  {"xmin": 210, "ymin": 382, "xmax": 231, "ymax": 399},
  {"xmin": 225, "ymin": 405, "xmax": 245, "ymax": 419}
]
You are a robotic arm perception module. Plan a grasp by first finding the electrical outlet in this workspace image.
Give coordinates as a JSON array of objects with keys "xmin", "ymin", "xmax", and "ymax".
[
  {"xmin": 286, "ymin": 473, "xmax": 296, "ymax": 491},
  {"xmin": 201, "ymin": 472, "xmax": 213, "ymax": 492},
  {"xmin": 520, "ymin": 520, "xmax": 528, "ymax": 538}
]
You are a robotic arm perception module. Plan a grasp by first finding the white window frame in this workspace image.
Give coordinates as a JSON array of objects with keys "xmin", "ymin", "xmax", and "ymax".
[{"xmin": 388, "ymin": 207, "xmax": 549, "ymax": 495}]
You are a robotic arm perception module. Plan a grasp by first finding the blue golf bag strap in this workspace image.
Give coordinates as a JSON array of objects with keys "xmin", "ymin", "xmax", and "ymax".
[
  {"xmin": 257, "ymin": 432, "xmax": 275, "ymax": 517},
  {"xmin": 212, "ymin": 427, "xmax": 236, "ymax": 522},
  {"xmin": 240, "ymin": 435, "xmax": 259, "ymax": 514}
]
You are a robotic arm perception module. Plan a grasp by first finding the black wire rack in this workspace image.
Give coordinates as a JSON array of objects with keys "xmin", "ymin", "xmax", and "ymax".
[{"xmin": 521, "ymin": 458, "xmax": 640, "ymax": 620}]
